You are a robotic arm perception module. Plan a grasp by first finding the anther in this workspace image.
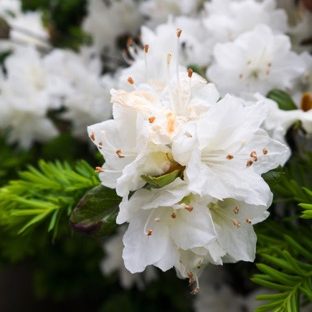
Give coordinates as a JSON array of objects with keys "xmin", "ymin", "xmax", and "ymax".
[
  {"xmin": 246, "ymin": 160, "xmax": 253, "ymax": 167},
  {"xmin": 116, "ymin": 149, "xmax": 125, "ymax": 158},
  {"xmin": 167, "ymin": 53, "xmax": 172, "ymax": 65},
  {"xmin": 185, "ymin": 205, "xmax": 193, "ymax": 212},
  {"xmin": 144, "ymin": 44, "xmax": 149, "ymax": 54},
  {"xmin": 176, "ymin": 28, "xmax": 182, "ymax": 38},
  {"xmin": 232, "ymin": 219, "xmax": 241, "ymax": 228},
  {"xmin": 233, "ymin": 206, "xmax": 239, "ymax": 214},
  {"xmin": 300, "ymin": 92, "xmax": 312, "ymax": 112},
  {"xmin": 90, "ymin": 132, "xmax": 95, "ymax": 141},
  {"xmin": 127, "ymin": 37, "xmax": 133, "ymax": 47},
  {"xmin": 171, "ymin": 212, "xmax": 177, "ymax": 219},
  {"xmin": 148, "ymin": 116, "xmax": 156, "ymax": 123},
  {"xmin": 146, "ymin": 229, "xmax": 153, "ymax": 236},
  {"xmin": 262, "ymin": 148, "xmax": 268, "ymax": 155},
  {"xmin": 246, "ymin": 218, "xmax": 252, "ymax": 224},
  {"xmin": 187, "ymin": 68, "xmax": 193, "ymax": 78},
  {"xmin": 95, "ymin": 166, "xmax": 104, "ymax": 173},
  {"xmin": 127, "ymin": 76, "xmax": 135, "ymax": 85},
  {"xmin": 250, "ymin": 151, "xmax": 258, "ymax": 161},
  {"xmin": 226, "ymin": 154, "xmax": 234, "ymax": 160}
]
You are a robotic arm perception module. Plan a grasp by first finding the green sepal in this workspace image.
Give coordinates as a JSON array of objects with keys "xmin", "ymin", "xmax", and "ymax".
[
  {"xmin": 70, "ymin": 185, "xmax": 121, "ymax": 237},
  {"xmin": 141, "ymin": 169, "xmax": 182, "ymax": 189},
  {"xmin": 267, "ymin": 89, "xmax": 297, "ymax": 111}
]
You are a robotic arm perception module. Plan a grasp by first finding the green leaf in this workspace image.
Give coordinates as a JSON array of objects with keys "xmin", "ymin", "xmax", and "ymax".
[
  {"xmin": 267, "ymin": 89, "xmax": 297, "ymax": 111},
  {"xmin": 142, "ymin": 169, "xmax": 182, "ymax": 189},
  {"xmin": 70, "ymin": 185, "xmax": 121, "ymax": 237}
]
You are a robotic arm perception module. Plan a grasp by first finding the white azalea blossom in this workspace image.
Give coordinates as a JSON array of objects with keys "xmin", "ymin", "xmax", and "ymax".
[
  {"xmin": 139, "ymin": 0, "xmax": 203, "ymax": 28},
  {"xmin": 120, "ymin": 18, "xmax": 212, "ymax": 88},
  {"xmin": 44, "ymin": 48, "xmax": 114, "ymax": 138},
  {"xmin": 203, "ymin": 0, "xmax": 288, "ymax": 43},
  {"xmin": 83, "ymin": 0, "xmax": 143, "ymax": 58},
  {"xmin": 101, "ymin": 227, "xmax": 157, "ymax": 289},
  {"xmin": 0, "ymin": 46, "xmax": 63, "ymax": 148},
  {"xmin": 207, "ymin": 25, "xmax": 306, "ymax": 96}
]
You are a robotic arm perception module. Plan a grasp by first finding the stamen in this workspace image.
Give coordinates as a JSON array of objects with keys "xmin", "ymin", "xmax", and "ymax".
[
  {"xmin": 148, "ymin": 116, "xmax": 156, "ymax": 123},
  {"xmin": 146, "ymin": 229, "xmax": 153, "ymax": 236},
  {"xmin": 116, "ymin": 149, "xmax": 125, "ymax": 158},
  {"xmin": 171, "ymin": 212, "xmax": 177, "ymax": 219},
  {"xmin": 187, "ymin": 68, "xmax": 193, "ymax": 78},
  {"xmin": 90, "ymin": 132, "xmax": 95, "ymax": 141},
  {"xmin": 233, "ymin": 206, "xmax": 239, "ymax": 214},
  {"xmin": 232, "ymin": 219, "xmax": 241, "ymax": 228},
  {"xmin": 250, "ymin": 151, "xmax": 258, "ymax": 161},
  {"xmin": 127, "ymin": 76, "xmax": 135, "ymax": 85},
  {"xmin": 246, "ymin": 218, "xmax": 252, "ymax": 224},
  {"xmin": 226, "ymin": 154, "xmax": 234, "ymax": 160},
  {"xmin": 246, "ymin": 160, "xmax": 253, "ymax": 167},
  {"xmin": 144, "ymin": 44, "xmax": 149, "ymax": 54},
  {"xmin": 262, "ymin": 148, "xmax": 268, "ymax": 155},
  {"xmin": 185, "ymin": 205, "xmax": 193, "ymax": 212},
  {"xmin": 301, "ymin": 92, "xmax": 312, "ymax": 112},
  {"xmin": 176, "ymin": 28, "xmax": 182, "ymax": 38},
  {"xmin": 95, "ymin": 166, "xmax": 104, "ymax": 173}
]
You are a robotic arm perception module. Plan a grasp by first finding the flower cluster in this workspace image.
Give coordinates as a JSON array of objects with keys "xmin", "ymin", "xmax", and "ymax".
[{"xmin": 88, "ymin": 26, "xmax": 291, "ymax": 290}]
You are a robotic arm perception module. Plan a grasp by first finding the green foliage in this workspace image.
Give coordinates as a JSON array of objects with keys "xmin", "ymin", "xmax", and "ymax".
[
  {"xmin": 252, "ymin": 223, "xmax": 312, "ymax": 312},
  {"xmin": 299, "ymin": 187, "xmax": 312, "ymax": 219},
  {"xmin": 70, "ymin": 185, "xmax": 121, "ymax": 237},
  {"xmin": 0, "ymin": 160, "xmax": 99, "ymax": 239},
  {"xmin": 267, "ymin": 89, "xmax": 297, "ymax": 111}
]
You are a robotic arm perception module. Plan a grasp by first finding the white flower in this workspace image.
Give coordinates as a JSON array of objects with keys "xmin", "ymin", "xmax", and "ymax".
[
  {"xmin": 173, "ymin": 94, "xmax": 290, "ymax": 206},
  {"xmin": 203, "ymin": 0, "xmax": 288, "ymax": 43},
  {"xmin": 101, "ymin": 227, "xmax": 157, "ymax": 289},
  {"xmin": 0, "ymin": 46, "xmax": 61, "ymax": 148},
  {"xmin": 89, "ymin": 68, "xmax": 219, "ymax": 196},
  {"xmin": 207, "ymin": 25, "xmax": 305, "ymax": 97},
  {"xmin": 139, "ymin": 0, "xmax": 203, "ymax": 28},
  {"xmin": 120, "ymin": 18, "xmax": 212, "ymax": 88},
  {"xmin": 83, "ymin": 0, "xmax": 142, "ymax": 58},
  {"xmin": 44, "ymin": 48, "xmax": 114, "ymax": 138}
]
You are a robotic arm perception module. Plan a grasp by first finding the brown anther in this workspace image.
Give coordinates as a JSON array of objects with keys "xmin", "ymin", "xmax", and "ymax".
[
  {"xmin": 246, "ymin": 159, "xmax": 253, "ymax": 167},
  {"xmin": 127, "ymin": 37, "xmax": 133, "ymax": 47},
  {"xmin": 146, "ymin": 229, "xmax": 153, "ymax": 236},
  {"xmin": 263, "ymin": 148, "xmax": 268, "ymax": 155},
  {"xmin": 226, "ymin": 154, "xmax": 234, "ymax": 160},
  {"xmin": 185, "ymin": 205, "xmax": 193, "ymax": 212},
  {"xmin": 176, "ymin": 28, "xmax": 182, "ymax": 38},
  {"xmin": 300, "ymin": 92, "xmax": 312, "ymax": 112},
  {"xmin": 171, "ymin": 212, "xmax": 177, "ymax": 219},
  {"xmin": 232, "ymin": 219, "xmax": 241, "ymax": 228},
  {"xmin": 246, "ymin": 218, "xmax": 252, "ymax": 224},
  {"xmin": 167, "ymin": 53, "xmax": 172, "ymax": 65},
  {"xmin": 127, "ymin": 76, "xmax": 135, "ymax": 85},
  {"xmin": 144, "ymin": 44, "xmax": 149, "ymax": 53},
  {"xmin": 98, "ymin": 142, "xmax": 103, "ymax": 146},
  {"xmin": 90, "ymin": 132, "xmax": 95, "ymax": 141},
  {"xmin": 233, "ymin": 206, "xmax": 240, "ymax": 214},
  {"xmin": 188, "ymin": 68, "xmax": 193, "ymax": 78},
  {"xmin": 250, "ymin": 151, "xmax": 258, "ymax": 161},
  {"xmin": 116, "ymin": 149, "xmax": 125, "ymax": 158},
  {"xmin": 148, "ymin": 116, "xmax": 156, "ymax": 123},
  {"xmin": 95, "ymin": 166, "xmax": 104, "ymax": 173}
]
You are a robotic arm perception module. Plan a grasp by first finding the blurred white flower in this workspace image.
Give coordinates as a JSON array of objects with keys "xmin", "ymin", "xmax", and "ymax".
[
  {"xmin": 83, "ymin": 0, "xmax": 143, "ymax": 58},
  {"xmin": 101, "ymin": 227, "xmax": 156, "ymax": 289},
  {"xmin": 207, "ymin": 25, "xmax": 305, "ymax": 96},
  {"xmin": 0, "ymin": 46, "xmax": 62, "ymax": 148},
  {"xmin": 44, "ymin": 48, "xmax": 114, "ymax": 138},
  {"xmin": 139, "ymin": 0, "xmax": 203, "ymax": 28},
  {"xmin": 203, "ymin": 0, "xmax": 288, "ymax": 43}
]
